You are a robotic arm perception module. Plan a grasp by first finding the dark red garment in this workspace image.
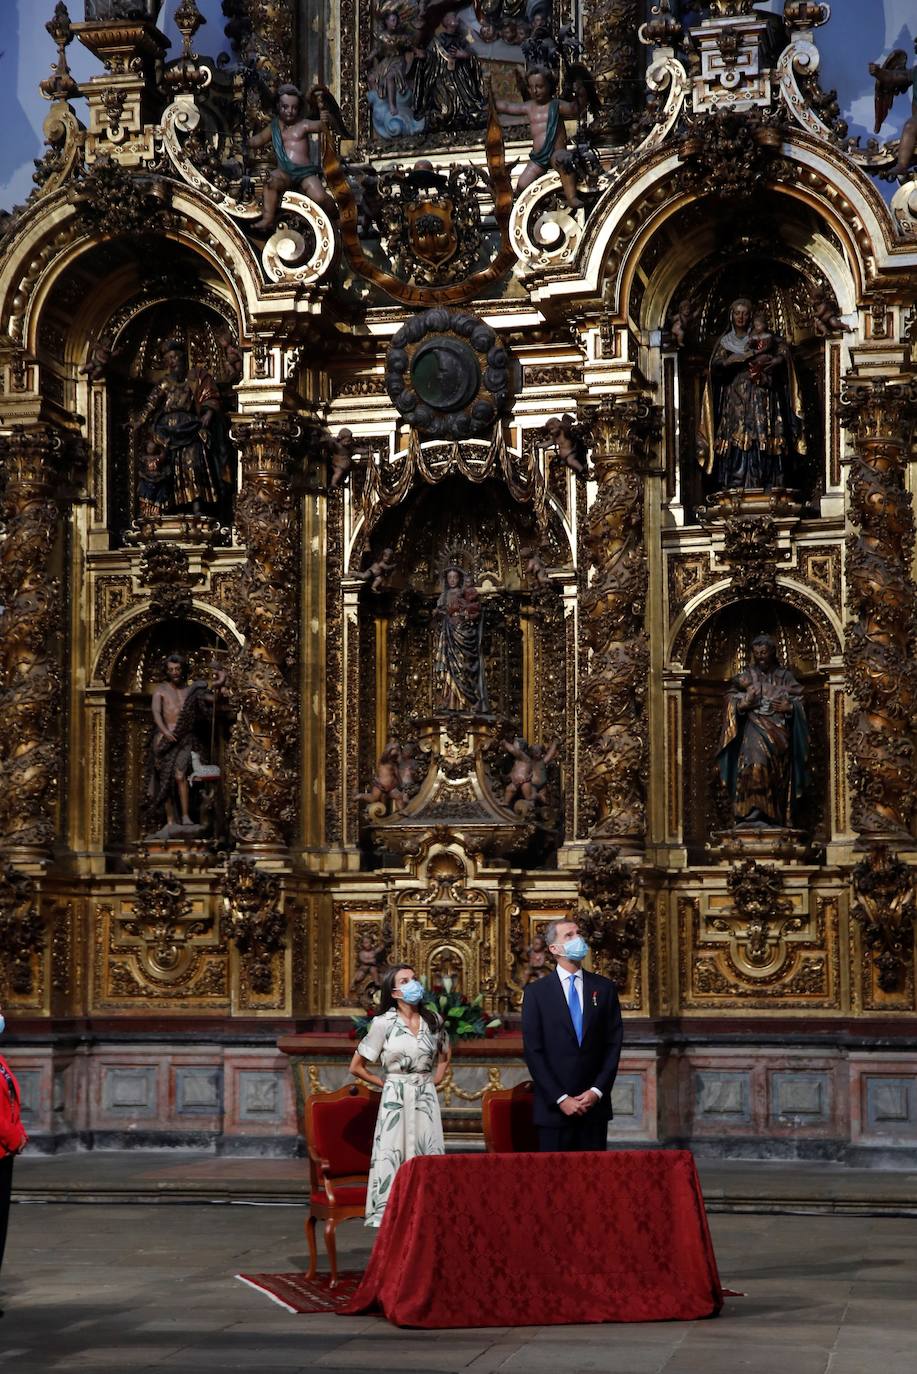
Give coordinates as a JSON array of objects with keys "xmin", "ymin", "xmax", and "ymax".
[
  {"xmin": 341, "ymin": 1149, "xmax": 723, "ymax": 1328},
  {"xmin": 0, "ymin": 1056, "xmax": 28, "ymax": 1158}
]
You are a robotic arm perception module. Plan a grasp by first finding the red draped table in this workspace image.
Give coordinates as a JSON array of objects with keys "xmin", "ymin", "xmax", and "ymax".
[{"xmin": 342, "ymin": 1149, "xmax": 723, "ymax": 1328}]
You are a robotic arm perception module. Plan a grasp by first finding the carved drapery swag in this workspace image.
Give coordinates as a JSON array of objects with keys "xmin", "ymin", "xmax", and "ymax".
[
  {"xmin": 0, "ymin": 426, "xmax": 64, "ymax": 857},
  {"xmin": 579, "ymin": 397, "xmax": 655, "ymax": 849},
  {"xmin": 840, "ymin": 375, "xmax": 917, "ymax": 841},
  {"xmin": 226, "ymin": 415, "xmax": 301, "ymax": 851}
]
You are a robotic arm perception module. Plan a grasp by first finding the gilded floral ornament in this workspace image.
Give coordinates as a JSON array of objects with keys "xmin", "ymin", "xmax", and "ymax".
[
  {"xmin": 0, "ymin": 867, "xmax": 45, "ymax": 996},
  {"xmin": 0, "ymin": 426, "xmax": 66, "ymax": 859},
  {"xmin": 121, "ymin": 870, "xmax": 211, "ymax": 984},
  {"xmin": 576, "ymin": 843, "xmax": 644, "ymax": 987},
  {"xmin": 579, "ymin": 397, "xmax": 657, "ymax": 848},
  {"xmin": 71, "ymin": 157, "xmax": 173, "ymax": 235},
  {"xmin": 852, "ymin": 847, "xmax": 917, "ymax": 993},
  {"xmin": 840, "ymin": 368, "xmax": 917, "ymax": 841},
  {"xmin": 713, "ymin": 859, "xmax": 801, "ymax": 972},
  {"xmin": 220, "ymin": 858, "xmax": 286, "ymax": 994}
]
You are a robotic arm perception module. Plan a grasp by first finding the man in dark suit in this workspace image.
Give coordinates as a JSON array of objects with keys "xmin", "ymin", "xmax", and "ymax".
[{"xmin": 521, "ymin": 918, "xmax": 624, "ymax": 1152}]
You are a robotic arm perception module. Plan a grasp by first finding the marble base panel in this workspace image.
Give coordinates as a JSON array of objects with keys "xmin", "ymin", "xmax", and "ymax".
[
  {"xmin": 4, "ymin": 1041, "xmax": 297, "ymax": 1155},
  {"xmin": 6, "ymin": 1033, "xmax": 917, "ymax": 1163}
]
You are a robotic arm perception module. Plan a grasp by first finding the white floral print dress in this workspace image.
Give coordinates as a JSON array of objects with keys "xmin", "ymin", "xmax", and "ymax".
[{"xmin": 359, "ymin": 1007, "xmax": 445, "ymax": 1227}]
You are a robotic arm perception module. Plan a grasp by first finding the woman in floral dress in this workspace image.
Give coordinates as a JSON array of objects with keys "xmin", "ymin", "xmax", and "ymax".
[{"xmin": 349, "ymin": 964, "xmax": 449, "ymax": 1227}]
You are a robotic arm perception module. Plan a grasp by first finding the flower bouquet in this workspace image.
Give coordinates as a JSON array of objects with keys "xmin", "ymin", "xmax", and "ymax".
[{"xmin": 425, "ymin": 977, "xmax": 502, "ymax": 1043}]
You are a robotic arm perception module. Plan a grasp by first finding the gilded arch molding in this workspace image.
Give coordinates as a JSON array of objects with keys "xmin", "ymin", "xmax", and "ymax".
[
  {"xmin": 668, "ymin": 577, "xmax": 844, "ymax": 670},
  {"xmin": 517, "ymin": 131, "xmax": 916, "ymax": 317},
  {"xmin": 91, "ymin": 602, "xmax": 243, "ymax": 689},
  {"xmin": 0, "ymin": 181, "xmax": 331, "ymax": 362}
]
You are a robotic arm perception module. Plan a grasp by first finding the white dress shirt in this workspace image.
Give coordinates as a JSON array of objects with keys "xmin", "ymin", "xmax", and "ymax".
[{"xmin": 555, "ymin": 965, "xmax": 602, "ymax": 1106}]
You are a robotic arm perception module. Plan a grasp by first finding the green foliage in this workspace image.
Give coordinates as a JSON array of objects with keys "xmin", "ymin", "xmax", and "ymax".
[{"xmin": 425, "ymin": 983, "xmax": 502, "ymax": 1043}]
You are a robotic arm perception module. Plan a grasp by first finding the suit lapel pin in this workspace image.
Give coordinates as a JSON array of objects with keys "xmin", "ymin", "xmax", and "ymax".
[{"xmin": 592, "ymin": 990, "xmax": 598, "ymax": 1007}]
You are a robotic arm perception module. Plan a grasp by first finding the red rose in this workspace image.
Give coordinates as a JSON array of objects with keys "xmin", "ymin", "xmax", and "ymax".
[
  {"xmin": 485, "ymin": 1026, "xmax": 496, "ymax": 1039},
  {"xmin": 348, "ymin": 1028, "xmax": 358, "ymax": 1040}
]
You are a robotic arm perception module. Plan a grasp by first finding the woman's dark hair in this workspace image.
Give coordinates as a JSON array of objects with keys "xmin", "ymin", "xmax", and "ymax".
[{"xmin": 380, "ymin": 964, "xmax": 442, "ymax": 1039}]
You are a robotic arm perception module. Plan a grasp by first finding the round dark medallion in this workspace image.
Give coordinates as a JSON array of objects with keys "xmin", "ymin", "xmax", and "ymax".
[
  {"xmin": 385, "ymin": 308, "xmax": 513, "ymax": 439},
  {"xmin": 411, "ymin": 338, "xmax": 481, "ymax": 413}
]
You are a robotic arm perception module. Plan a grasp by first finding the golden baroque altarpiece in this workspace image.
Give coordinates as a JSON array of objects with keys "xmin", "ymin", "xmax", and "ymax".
[{"xmin": 1, "ymin": 0, "xmax": 917, "ymax": 1155}]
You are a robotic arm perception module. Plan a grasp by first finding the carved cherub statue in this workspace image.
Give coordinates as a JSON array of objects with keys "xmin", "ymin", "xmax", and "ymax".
[
  {"xmin": 325, "ymin": 427, "xmax": 359, "ymax": 489},
  {"xmin": 524, "ymin": 932, "xmax": 550, "ymax": 982},
  {"xmin": 397, "ymin": 740, "xmax": 422, "ymax": 800},
  {"xmin": 870, "ymin": 43, "xmax": 917, "ymax": 177},
  {"xmin": 502, "ymin": 736, "xmax": 559, "ymax": 813},
  {"xmin": 521, "ymin": 545, "xmax": 550, "ymax": 588},
  {"xmin": 544, "ymin": 414, "xmax": 588, "ymax": 474},
  {"xmin": 495, "ymin": 66, "xmax": 586, "ymax": 209},
  {"xmin": 811, "ymin": 288, "xmax": 852, "ymax": 337},
  {"xmin": 216, "ymin": 329, "xmax": 244, "ymax": 383},
  {"xmin": 246, "ymin": 84, "xmax": 345, "ymax": 231},
  {"xmin": 81, "ymin": 339, "xmax": 120, "ymax": 382},
  {"xmin": 354, "ymin": 739, "xmax": 406, "ymax": 812},
  {"xmin": 349, "ymin": 930, "xmax": 389, "ymax": 1002},
  {"xmin": 668, "ymin": 298, "xmax": 695, "ymax": 350},
  {"xmin": 358, "ymin": 546, "xmax": 397, "ymax": 593}
]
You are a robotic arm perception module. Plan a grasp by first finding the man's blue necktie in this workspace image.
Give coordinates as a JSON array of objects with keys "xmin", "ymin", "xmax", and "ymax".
[{"xmin": 568, "ymin": 974, "xmax": 583, "ymax": 1045}]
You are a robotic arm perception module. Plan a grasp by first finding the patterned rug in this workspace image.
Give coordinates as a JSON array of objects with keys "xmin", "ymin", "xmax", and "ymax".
[{"xmin": 236, "ymin": 1271, "xmax": 363, "ymax": 1314}]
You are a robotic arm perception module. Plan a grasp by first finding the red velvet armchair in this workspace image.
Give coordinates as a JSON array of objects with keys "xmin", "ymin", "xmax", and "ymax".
[
  {"xmin": 481, "ymin": 1079, "xmax": 539, "ymax": 1153},
  {"xmin": 303, "ymin": 1081, "xmax": 380, "ymax": 1285}
]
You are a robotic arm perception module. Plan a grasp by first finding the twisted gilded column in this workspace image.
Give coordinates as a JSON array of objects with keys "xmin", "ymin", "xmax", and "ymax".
[
  {"xmin": 227, "ymin": 415, "xmax": 301, "ymax": 858},
  {"xmin": 584, "ymin": 1, "xmax": 642, "ymax": 145},
  {"xmin": 0, "ymin": 425, "xmax": 64, "ymax": 862},
  {"xmin": 579, "ymin": 397, "xmax": 654, "ymax": 853},
  {"xmin": 840, "ymin": 370, "xmax": 917, "ymax": 843}
]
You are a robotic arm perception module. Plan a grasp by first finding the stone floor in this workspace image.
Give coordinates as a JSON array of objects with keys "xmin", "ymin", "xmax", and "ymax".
[{"xmin": 2, "ymin": 1180, "xmax": 916, "ymax": 1373}]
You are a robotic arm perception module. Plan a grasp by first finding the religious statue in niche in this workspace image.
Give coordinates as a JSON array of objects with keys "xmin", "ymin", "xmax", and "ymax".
[
  {"xmin": 496, "ymin": 66, "xmax": 586, "ymax": 209},
  {"xmin": 134, "ymin": 339, "xmax": 230, "ymax": 516},
  {"xmin": 433, "ymin": 566, "xmax": 489, "ymax": 715},
  {"xmin": 143, "ymin": 653, "xmax": 227, "ymax": 840},
  {"xmin": 698, "ymin": 298, "xmax": 804, "ymax": 492},
  {"xmin": 412, "ymin": 10, "xmax": 486, "ymax": 133},
  {"xmin": 368, "ymin": 2, "xmax": 426, "ymax": 140},
  {"xmin": 716, "ymin": 633, "xmax": 810, "ymax": 830},
  {"xmin": 246, "ymin": 85, "xmax": 342, "ymax": 231}
]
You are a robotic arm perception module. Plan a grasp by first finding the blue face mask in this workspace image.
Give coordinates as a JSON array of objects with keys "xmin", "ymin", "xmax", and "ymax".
[
  {"xmin": 0, "ymin": 1014, "xmax": 5, "ymax": 1036},
  {"xmin": 396, "ymin": 979, "xmax": 424, "ymax": 1005},
  {"xmin": 562, "ymin": 935, "xmax": 589, "ymax": 963}
]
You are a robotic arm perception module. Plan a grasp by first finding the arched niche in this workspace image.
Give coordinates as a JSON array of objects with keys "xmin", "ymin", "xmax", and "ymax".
[
  {"xmin": 34, "ymin": 237, "xmax": 241, "ymax": 541},
  {"xmin": 105, "ymin": 618, "xmax": 233, "ymax": 858},
  {"xmin": 625, "ymin": 192, "xmax": 854, "ymax": 523},
  {"xmin": 681, "ymin": 598, "xmax": 829, "ymax": 863},
  {"xmin": 351, "ymin": 474, "xmax": 571, "ymax": 848}
]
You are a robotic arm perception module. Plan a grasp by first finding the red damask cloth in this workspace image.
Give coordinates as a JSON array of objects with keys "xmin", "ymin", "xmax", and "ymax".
[{"xmin": 341, "ymin": 1149, "xmax": 723, "ymax": 1328}]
